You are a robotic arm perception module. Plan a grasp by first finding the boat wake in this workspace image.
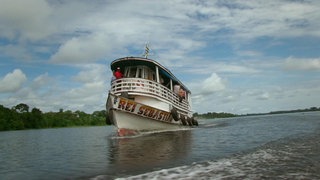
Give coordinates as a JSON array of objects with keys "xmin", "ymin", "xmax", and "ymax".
[
  {"xmin": 107, "ymin": 132, "xmax": 320, "ymax": 180},
  {"xmin": 198, "ymin": 121, "xmax": 229, "ymax": 129}
]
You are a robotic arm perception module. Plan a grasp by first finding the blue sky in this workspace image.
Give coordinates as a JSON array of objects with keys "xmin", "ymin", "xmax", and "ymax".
[{"xmin": 0, "ymin": 0, "xmax": 319, "ymax": 114}]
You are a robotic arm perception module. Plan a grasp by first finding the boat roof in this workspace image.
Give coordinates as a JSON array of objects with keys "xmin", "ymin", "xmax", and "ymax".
[{"xmin": 110, "ymin": 57, "xmax": 190, "ymax": 93}]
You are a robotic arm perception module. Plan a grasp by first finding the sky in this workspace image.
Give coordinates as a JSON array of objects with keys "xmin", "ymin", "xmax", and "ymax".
[{"xmin": 0, "ymin": 0, "xmax": 320, "ymax": 114}]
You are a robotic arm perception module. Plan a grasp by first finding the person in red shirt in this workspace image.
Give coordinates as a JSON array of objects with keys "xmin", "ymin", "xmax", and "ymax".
[{"xmin": 114, "ymin": 67, "xmax": 123, "ymax": 79}]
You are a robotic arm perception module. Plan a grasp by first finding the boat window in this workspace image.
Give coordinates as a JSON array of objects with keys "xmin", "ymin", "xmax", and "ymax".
[
  {"xmin": 129, "ymin": 67, "xmax": 137, "ymax": 78},
  {"xmin": 125, "ymin": 67, "xmax": 137, "ymax": 78},
  {"xmin": 144, "ymin": 69, "xmax": 148, "ymax": 79},
  {"xmin": 125, "ymin": 66, "xmax": 157, "ymax": 81},
  {"xmin": 124, "ymin": 68, "xmax": 128, "ymax": 77},
  {"xmin": 148, "ymin": 70, "xmax": 156, "ymax": 81},
  {"xmin": 137, "ymin": 67, "xmax": 143, "ymax": 78},
  {"xmin": 143, "ymin": 67, "xmax": 155, "ymax": 81},
  {"xmin": 152, "ymin": 73, "xmax": 156, "ymax": 81}
]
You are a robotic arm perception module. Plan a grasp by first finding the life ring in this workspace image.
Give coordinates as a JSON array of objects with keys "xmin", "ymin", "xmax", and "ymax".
[{"xmin": 171, "ymin": 108, "xmax": 179, "ymax": 121}]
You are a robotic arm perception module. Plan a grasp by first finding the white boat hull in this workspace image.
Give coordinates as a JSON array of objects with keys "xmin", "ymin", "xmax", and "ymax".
[
  {"xmin": 107, "ymin": 93, "xmax": 190, "ymax": 135},
  {"xmin": 112, "ymin": 109, "xmax": 186, "ymax": 131}
]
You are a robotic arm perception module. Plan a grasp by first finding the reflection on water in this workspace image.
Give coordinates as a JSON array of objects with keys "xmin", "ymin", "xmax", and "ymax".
[{"xmin": 107, "ymin": 130, "xmax": 192, "ymax": 174}]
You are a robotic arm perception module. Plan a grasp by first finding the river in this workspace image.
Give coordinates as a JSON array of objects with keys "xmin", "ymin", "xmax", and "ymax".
[{"xmin": 0, "ymin": 112, "xmax": 319, "ymax": 179}]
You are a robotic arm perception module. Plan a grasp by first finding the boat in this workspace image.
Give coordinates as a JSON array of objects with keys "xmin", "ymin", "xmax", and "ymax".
[{"xmin": 106, "ymin": 45, "xmax": 198, "ymax": 136}]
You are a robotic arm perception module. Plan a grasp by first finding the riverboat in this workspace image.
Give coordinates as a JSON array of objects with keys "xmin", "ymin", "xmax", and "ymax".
[{"xmin": 106, "ymin": 45, "xmax": 198, "ymax": 136}]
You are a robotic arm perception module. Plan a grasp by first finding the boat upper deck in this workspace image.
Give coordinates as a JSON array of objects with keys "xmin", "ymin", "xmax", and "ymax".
[
  {"xmin": 110, "ymin": 56, "xmax": 192, "ymax": 115},
  {"xmin": 110, "ymin": 57, "xmax": 190, "ymax": 93}
]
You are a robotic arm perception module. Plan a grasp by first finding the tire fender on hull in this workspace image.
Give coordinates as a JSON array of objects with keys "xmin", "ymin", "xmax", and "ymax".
[
  {"xmin": 180, "ymin": 116, "xmax": 187, "ymax": 126},
  {"xmin": 171, "ymin": 108, "xmax": 179, "ymax": 121},
  {"xmin": 191, "ymin": 117, "xmax": 198, "ymax": 126},
  {"xmin": 186, "ymin": 117, "xmax": 193, "ymax": 126}
]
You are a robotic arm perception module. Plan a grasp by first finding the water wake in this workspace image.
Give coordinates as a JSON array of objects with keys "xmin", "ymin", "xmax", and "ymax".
[{"xmin": 112, "ymin": 133, "xmax": 320, "ymax": 180}]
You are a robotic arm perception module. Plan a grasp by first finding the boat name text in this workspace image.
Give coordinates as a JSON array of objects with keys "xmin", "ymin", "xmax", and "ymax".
[{"xmin": 116, "ymin": 97, "xmax": 171, "ymax": 122}]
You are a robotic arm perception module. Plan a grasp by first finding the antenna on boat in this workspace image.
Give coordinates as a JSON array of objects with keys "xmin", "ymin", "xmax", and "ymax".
[{"xmin": 143, "ymin": 43, "xmax": 150, "ymax": 58}]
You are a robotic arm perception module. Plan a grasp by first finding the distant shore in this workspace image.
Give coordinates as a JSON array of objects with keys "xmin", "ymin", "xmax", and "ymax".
[{"xmin": 194, "ymin": 107, "xmax": 320, "ymax": 119}]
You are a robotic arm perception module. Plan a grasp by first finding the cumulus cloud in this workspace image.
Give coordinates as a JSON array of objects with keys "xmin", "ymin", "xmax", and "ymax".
[
  {"xmin": 191, "ymin": 73, "xmax": 225, "ymax": 96},
  {"xmin": 0, "ymin": 64, "xmax": 108, "ymax": 113},
  {"xmin": 31, "ymin": 73, "xmax": 52, "ymax": 90},
  {"xmin": 284, "ymin": 57, "xmax": 320, "ymax": 71},
  {"xmin": 58, "ymin": 63, "xmax": 108, "ymax": 112},
  {"xmin": 49, "ymin": 33, "xmax": 115, "ymax": 64},
  {"xmin": 257, "ymin": 92, "xmax": 270, "ymax": 100},
  {"xmin": 201, "ymin": 73, "xmax": 225, "ymax": 93},
  {"xmin": 184, "ymin": 61, "xmax": 260, "ymax": 75},
  {"xmin": 1, "ymin": 0, "xmax": 320, "ymax": 114},
  {"xmin": 0, "ymin": 0, "xmax": 52, "ymax": 41},
  {"xmin": 0, "ymin": 69, "xmax": 27, "ymax": 93},
  {"xmin": 2, "ymin": 0, "xmax": 320, "ymax": 65}
]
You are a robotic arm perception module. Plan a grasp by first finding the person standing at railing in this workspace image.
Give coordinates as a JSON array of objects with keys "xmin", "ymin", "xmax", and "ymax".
[
  {"xmin": 114, "ymin": 67, "xmax": 123, "ymax": 91},
  {"xmin": 114, "ymin": 67, "xmax": 123, "ymax": 79}
]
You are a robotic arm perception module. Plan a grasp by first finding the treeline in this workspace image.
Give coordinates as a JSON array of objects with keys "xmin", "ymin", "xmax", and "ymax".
[
  {"xmin": 245, "ymin": 106, "xmax": 320, "ymax": 116},
  {"xmin": 193, "ymin": 112, "xmax": 237, "ymax": 119},
  {"xmin": 193, "ymin": 107, "xmax": 320, "ymax": 119},
  {"xmin": 0, "ymin": 103, "xmax": 108, "ymax": 131}
]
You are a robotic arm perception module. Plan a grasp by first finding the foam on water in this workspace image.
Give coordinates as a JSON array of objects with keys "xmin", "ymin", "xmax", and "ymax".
[{"xmin": 109, "ymin": 133, "xmax": 320, "ymax": 180}]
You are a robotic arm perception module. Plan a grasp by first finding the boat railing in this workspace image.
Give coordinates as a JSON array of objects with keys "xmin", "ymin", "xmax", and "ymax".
[{"xmin": 110, "ymin": 78, "xmax": 190, "ymax": 111}]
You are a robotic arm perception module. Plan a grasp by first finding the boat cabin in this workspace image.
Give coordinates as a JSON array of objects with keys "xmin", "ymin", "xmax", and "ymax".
[
  {"xmin": 111, "ymin": 57, "xmax": 189, "ymax": 95},
  {"xmin": 110, "ymin": 57, "xmax": 192, "ymax": 118},
  {"xmin": 111, "ymin": 57, "xmax": 190, "ymax": 102}
]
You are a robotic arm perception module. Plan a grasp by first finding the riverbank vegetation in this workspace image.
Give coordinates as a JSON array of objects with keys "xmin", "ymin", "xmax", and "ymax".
[
  {"xmin": 0, "ymin": 103, "xmax": 107, "ymax": 131},
  {"xmin": 193, "ymin": 112, "xmax": 237, "ymax": 119},
  {"xmin": 194, "ymin": 107, "xmax": 320, "ymax": 119},
  {"xmin": 1, "ymin": 103, "xmax": 319, "ymax": 131},
  {"xmin": 241, "ymin": 107, "xmax": 320, "ymax": 116}
]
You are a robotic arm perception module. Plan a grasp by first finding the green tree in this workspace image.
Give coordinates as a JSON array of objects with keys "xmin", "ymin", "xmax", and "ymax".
[
  {"xmin": 13, "ymin": 103, "xmax": 29, "ymax": 113},
  {"xmin": 30, "ymin": 107, "xmax": 44, "ymax": 128}
]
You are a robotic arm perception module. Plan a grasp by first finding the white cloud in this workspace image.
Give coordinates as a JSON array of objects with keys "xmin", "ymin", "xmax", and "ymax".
[
  {"xmin": 0, "ymin": 0, "xmax": 52, "ymax": 41},
  {"xmin": 183, "ymin": 61, "xmax": 260, "ymax": 75},
  {"xmin": 57, "ymin": 64, "xmax": 108, "ymax": 112},
  {"xmin": 0, "ymin": 44, "xmax": 34, "ymax": 62},
  {"xmin": 190, "ymin": 73, "xmax": 226, "ymax": 99},
  {"xmin": 50, "ymin": 33, "xmax": 114, "ymax": 64},
  {"xmin": 33, "ymin": 73, "xmax": 50, "ymax": 86},
  {"xmin": 2, "ymin": 0, "xmax": 320, "ymax": 64},
  {"xmin": 0, "ymin": 64, "xmax": 108, "ymax": 113},
  {"xmin": 236, "ymin": 50, "xmax": 262, "ymax": 57},
  {"xmin": 0, "ymin": 69, "xmax": 27, "ymax": 93},
  {"xmin": 284, "ymin": 57, "xmax": 320, "ymax": 71},
  {"xmin": 257, "ymin": 92, "xmax": 270, "ymax": 100},
  {"xmin": 201, "ymin": 73, "xmax": 225, "ymax": 94},
  {"xmin": 1, "ymin": 0, "xmax": 320, "ymax": 115}
]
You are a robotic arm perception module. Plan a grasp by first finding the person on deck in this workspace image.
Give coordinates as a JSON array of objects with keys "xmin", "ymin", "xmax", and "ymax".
[{"xmin": 114, "ymin": 67, "xmax": 123, "ymax": 79}]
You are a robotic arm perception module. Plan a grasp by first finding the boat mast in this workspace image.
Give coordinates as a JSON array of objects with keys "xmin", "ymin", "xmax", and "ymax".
[
  {"xmin": 143, "ymin": 43, "xmax": 150, "ymax": 58},
  {"xmin": 143, "ymin": 43, "xmax": 160, "ymax": 83}
]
